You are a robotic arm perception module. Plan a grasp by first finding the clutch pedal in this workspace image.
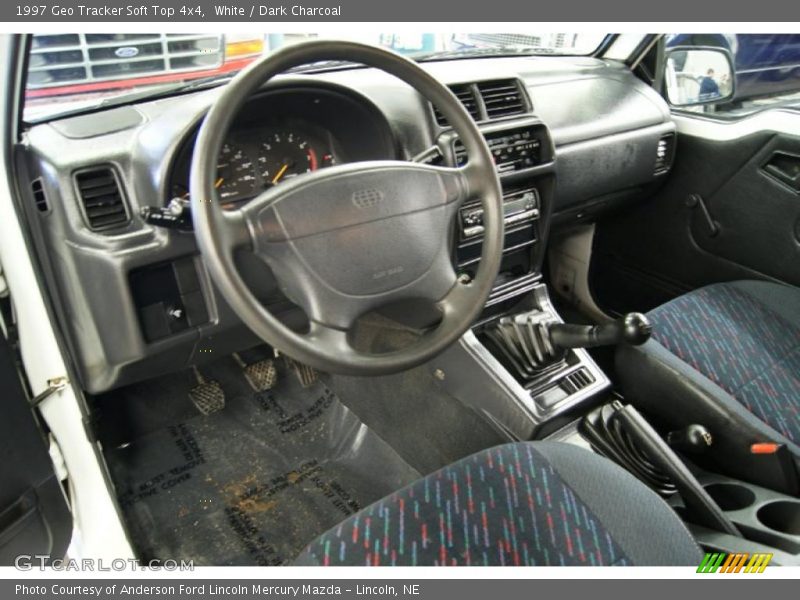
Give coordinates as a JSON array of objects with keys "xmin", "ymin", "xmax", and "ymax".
[
  {"xmin": 233, "ymin": 353, "xmax": 278, "ymax": 392},
  {"xmin": 188, "ymin": 367, "xmax": 225, "ymax": 415}
]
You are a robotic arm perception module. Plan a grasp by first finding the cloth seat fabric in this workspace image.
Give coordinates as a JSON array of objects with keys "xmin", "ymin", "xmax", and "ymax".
[
  {"xmin": 295, "ymin": 441, "xmax": 701, "ymax": 566},
  {"xmin": 616, "ymin": 280, "xmax": 800, "ymax": 490}
]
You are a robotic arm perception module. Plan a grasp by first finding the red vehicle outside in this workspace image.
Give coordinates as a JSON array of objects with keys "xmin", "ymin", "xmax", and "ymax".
[{"xmin": 25, "ymin": 33, "xmax": 266, "ymax": 100}]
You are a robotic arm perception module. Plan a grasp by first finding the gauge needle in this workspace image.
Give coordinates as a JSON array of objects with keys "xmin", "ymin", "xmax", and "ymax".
[
  {"xmin": 272, "ymin": 164, "xmax": 289, "ymax": 185},
  {"xmin": 214, "ymin": 177, "xmax": 224, "ymax": 188}
]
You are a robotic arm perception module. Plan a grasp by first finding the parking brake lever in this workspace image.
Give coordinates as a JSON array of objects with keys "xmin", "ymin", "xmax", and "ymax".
[{"xmin": 548, "ymin": 313, "xmax": 652, "ymax": 350}]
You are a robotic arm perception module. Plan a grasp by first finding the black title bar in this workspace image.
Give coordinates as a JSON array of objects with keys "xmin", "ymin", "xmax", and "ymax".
[{"xmin": 3, "ymin": 0, "xmax": 799, "ymax": 22}]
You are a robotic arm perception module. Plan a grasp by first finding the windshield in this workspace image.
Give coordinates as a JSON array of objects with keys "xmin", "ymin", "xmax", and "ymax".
[{"xmin": 23, "ymin": 32, "xmax": 607, "ymax": 122}]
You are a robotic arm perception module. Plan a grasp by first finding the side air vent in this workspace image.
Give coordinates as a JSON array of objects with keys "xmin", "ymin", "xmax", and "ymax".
[
  {"xmin": 477, "ymin": 79, "xmax": 528, "ymax": 119},
  {"xmin": 433, "ymin": 84, "xmax": 481, "ymax": 126},
  {"xmin": 654, "ymin": 133, "xmax": 676, "ymax": 175},
  {"xmin": 31, "ymin": 178, "xmax": 49, "ymax": 212},
  {"xmin": 74, "ymin": 167, "xmax": 130, "ymax": 231}
]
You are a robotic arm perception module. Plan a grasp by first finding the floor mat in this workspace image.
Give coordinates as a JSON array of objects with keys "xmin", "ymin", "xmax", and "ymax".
[
  {"xmin": 103, "ymin": 357, "xmax": 421, "ymax": 565},
  {"xmin": 325, "ymin": 368, "xmax": 506, "ymax": 476}
]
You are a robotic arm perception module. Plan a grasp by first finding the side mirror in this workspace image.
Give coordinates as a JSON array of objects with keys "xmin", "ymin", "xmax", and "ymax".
[{"xmin": 664, "ymin": 47, "xmax": 735, "ymax": 107}]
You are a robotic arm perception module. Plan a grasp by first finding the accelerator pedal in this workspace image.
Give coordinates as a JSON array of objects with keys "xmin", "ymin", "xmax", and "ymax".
[
  {"xmin": 188, "ymin": 367, "xmax": 225, "ymax": 415},
  {"xmin": 233, "ymin": 353, "xmax": 278, "ymax": 392}
]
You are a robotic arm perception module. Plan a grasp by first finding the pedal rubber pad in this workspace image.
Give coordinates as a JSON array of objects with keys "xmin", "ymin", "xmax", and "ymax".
[
  {"xmin": 189, "ymin": 368, "xmax": 225, "ymax": 415},
  {"xmin": 282, "ymin": 356, "xmax": 318, "ymax": 388},
  {"xmin": 242, "ymin": 359, "xmax": 278, "ymax": 392}
]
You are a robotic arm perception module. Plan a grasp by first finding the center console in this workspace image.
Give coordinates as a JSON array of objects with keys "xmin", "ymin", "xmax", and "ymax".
[
  {"xmin": 429, "ymin": 119, "xmax": 624, "ymax": 439},
  {"xmin": 431, "ymin": 282, "xmax": 653, "ymax": 440},
  {"xmin": 431, "ymin": 118, "xmax": 556, "ymax": 308},
  {"xmin": 687, "ymin": 470, "xmax": 800, "ymax": 564}
]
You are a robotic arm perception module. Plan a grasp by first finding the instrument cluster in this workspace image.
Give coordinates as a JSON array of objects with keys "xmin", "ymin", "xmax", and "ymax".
[
  {"xmin": 170, "ymin": 121, "xmax": 340, "ymax": 206},
  {"xmin": 167, "ymin": 85, "xmax": 398, "ymax": 210}
]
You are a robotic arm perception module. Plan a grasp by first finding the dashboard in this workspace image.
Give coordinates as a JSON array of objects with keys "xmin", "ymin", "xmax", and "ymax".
[{"xmin": 20, "ymin": 56, "xmax": 676, "ymax": 394}]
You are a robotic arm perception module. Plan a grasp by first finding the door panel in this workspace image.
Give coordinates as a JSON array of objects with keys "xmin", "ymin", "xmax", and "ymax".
[
  {"xmin": 691, "ymin": 134, "xmax": 800, "ymax": 284},
  {"xmin": 590, "ymin": 114, "xmax": 800, "ymax": 315},
  {"xmin": 0, "ymin": 328, "xmax": 71, "ymax": 565}
]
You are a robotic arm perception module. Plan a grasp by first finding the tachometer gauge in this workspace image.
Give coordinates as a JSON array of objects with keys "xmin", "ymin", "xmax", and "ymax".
[
  {"xmin": 321, "ymin": 152, "xmax": 337, "ymax": 168},
  {"xmin": 258, "ymin": 131, "xmax": 318, "ymax": 187},
  {"xmin": 215, "ymin": 143, "xmax": 256, "ymax": 202}
]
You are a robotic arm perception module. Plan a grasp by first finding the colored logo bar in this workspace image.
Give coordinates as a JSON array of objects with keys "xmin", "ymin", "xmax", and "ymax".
[{"xmin": 697, "ymin": 552, "xmax": 773, "ymax": 573}]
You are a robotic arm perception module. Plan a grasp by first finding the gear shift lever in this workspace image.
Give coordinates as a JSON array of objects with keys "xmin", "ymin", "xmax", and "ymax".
[
  {"xmin": 549, "ymin": 313, "xmax": 652, "ymax": 350},
  {"xmin": 485, "ymin": 312, "xmax": 652, "ymax": 382}
]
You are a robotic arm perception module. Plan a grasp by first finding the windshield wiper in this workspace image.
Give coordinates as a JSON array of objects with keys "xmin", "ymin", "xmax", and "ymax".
[
  {"xmin": 26, "ymin": 61, "xmax": 371, "ymax": 125},
  {"xmin": 288, "ymin": 60, "xmax": 362, "ymax": 74},
  {"xmin": 415, "ymin": 46, "xmax": 559, "ymax": 62},
  {"xmin": 89, "ymin": 61, "xmax": 362, "ymax": 108},
  {"xmin": 25, "ymin": 72, "xmax": 238, "ymax": 124},
  {"xmin": 100, "ymin": 74, "xmax": 236, "ymax": 106}
]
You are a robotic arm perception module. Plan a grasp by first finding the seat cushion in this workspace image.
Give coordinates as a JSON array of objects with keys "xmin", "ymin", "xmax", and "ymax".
[
  {"xmin": 294, "ymin": 441, "xmax": 701, "ymax": 566},
  {"xmin": 647, "ymin": 280, "xmax": 800, "ymax": 445}
]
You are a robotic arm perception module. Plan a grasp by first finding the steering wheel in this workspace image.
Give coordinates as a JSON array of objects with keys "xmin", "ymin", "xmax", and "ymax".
[{"xmin": 190, "ymin": 40, "xmax": 503, "ymax": 376}]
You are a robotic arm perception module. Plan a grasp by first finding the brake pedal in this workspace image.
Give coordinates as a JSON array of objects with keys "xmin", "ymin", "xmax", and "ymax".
[
  {"xmin": 277, "ymin": 352, "xmax": 318, "ymax": 388},
  {"xmin": 233, "ymin": 353, "xmax": 278, "ymax": 392},
  {"xmin": 188, "ymin": 367, "xmax": 225, "ymax": 415}
]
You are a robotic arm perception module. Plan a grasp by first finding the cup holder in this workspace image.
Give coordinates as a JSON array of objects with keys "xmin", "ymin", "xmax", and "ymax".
[
  {"xmin": 704, "ymin": 483, "xmax": 757, "ymax": 511},
  {"xmin": 756, "ymin": 500, "xmax": 800, "ymax": 536}
]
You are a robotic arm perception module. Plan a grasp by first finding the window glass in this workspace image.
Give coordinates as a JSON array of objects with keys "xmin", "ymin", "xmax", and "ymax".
[{"xmin": 24, "ymin": 32, "xmax": 607, "ymax": 122}]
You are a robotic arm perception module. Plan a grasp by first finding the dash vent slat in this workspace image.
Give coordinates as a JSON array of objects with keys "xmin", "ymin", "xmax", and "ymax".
[
  {"xmin": 31, "ymin": 178, "xmax": 49, "ymax": 212},
  {"xmin": 477, "ymin": 79, "xmax": 528, "ymax": 120},
  {"xmin": 74, "ymin": 167, "xmax": 130, "ymax": 231},
  {"xmin": 432, "ymin": 79, "xmax": 530, "ymax": 126},
  {"xmin": 654, "ymin": 133, "xmax": 676, "ymax": 175},
  {"xmin": 433, "ymin": 83, "xmax": 480, "ymax": 126}
]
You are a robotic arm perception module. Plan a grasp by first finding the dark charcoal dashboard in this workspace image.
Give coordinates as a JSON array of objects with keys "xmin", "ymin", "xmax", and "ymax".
[{"xmin": 17, "ymin": 55, "xmax": 675, "ymax": 393}]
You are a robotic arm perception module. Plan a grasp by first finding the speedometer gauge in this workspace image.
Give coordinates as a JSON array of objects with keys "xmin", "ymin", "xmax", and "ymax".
[
  {"xmin": 258, "ymin": 131, "xmax": 318, "ymax": 186},
  {"xmin": 215, "ymin": 143, "xmax": 256, "ymax": 202}
]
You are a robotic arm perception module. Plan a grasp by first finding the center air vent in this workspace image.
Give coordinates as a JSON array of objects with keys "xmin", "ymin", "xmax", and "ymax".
[
  {"xmin": 74, "ymin": 167, "xmax": 130, "ymax": 231},
  {"xmin": 654, "ymin": 133, "xmax": 676, "ymax": 175},
  {"xmin": 433, "ymin": 83, "xmax": 480, "ymax": 126},
  {"xmin": 477, "ymin": 79, "xmax": 528, "ymax": 119},
  {"xmin": 433, "ymin": 79, "xmax": 529, "ymax": 127}
]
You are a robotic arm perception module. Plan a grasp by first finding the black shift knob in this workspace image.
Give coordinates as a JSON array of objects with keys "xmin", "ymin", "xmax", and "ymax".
[
  {"xmin": 619, "ymin": 312, "xmax": 653, "ymax": 345},
  {"xmin": 548, "ymin": 312, "xmax": 652, "ymax": 350}
]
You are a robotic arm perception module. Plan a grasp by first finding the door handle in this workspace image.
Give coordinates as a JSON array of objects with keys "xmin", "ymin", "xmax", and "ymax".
[{"xmin": 762, "ymin": 151, "xmax": 800, "ymax": 192}]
